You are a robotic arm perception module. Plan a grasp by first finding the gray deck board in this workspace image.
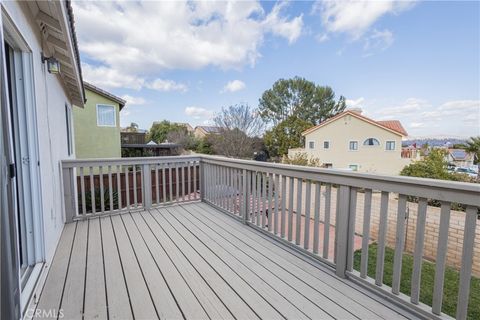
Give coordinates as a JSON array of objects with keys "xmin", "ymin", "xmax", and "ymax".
[{"xmin": 35, "ymin": 202, "xmax": 415, "ymax": 320}]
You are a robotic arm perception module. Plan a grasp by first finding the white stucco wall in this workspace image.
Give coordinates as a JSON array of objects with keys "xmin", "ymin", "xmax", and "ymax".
[
  {"xmin": 296, "ymin": 114, "xmax": 411, "ymax": 175},
  {"xmin": 3, "ymin": 1, "xmax": 75, "ymax": 264}
]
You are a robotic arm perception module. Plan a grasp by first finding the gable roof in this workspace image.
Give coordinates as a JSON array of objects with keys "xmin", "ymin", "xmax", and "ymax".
[
  {"xmin": 84, "ymin": 82, "xmax": 126, "ymax": 110},
  {"xmin": 448, "ymin": 149, "xmax": 474, "ymax": 161},
  {"xmin": 195, "ymin": 126, "xmax": 222, "ymax": 134},
  {"xmin": 302, "ymin": 110, "xmax": 408, "ymax": 137}
]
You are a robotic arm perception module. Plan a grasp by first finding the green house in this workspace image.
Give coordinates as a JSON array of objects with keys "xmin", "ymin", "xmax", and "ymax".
[{"xmin": 73, "ymin": 82, "xmax": 126, "ymax": 159}]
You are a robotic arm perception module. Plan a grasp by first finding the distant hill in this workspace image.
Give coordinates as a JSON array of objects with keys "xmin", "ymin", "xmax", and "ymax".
[{"xmin": 402, "ymin": 138, "xmax": 468, "ymax": 148}]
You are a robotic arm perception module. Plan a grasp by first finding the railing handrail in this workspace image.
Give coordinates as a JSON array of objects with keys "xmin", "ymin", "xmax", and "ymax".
[
  {"xmin": 200, "ymin": 155, "xmax": 480, "ymax": 207},
  {"xmin": 61, "ymin": 155, "xmax": 201, "ymax": 168}
]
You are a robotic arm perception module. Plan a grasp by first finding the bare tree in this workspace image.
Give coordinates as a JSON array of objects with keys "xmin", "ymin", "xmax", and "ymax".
[
  {"xmin": 213, "ymin": 104, "xmax": 265, "ymax": 137},
  {"xmin": 210, "ymin": 104, "xmax": 265, "ymax": 158}
]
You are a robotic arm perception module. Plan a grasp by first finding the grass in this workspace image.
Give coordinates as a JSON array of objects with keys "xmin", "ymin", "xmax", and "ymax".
[{"xmin": 353, "ymin": 243, "xmax": 480, "ymax": 319}]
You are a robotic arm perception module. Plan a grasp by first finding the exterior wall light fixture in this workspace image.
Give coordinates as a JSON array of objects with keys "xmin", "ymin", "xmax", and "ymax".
[{"xmin": 41, "ymin": 54, "xmax": 60, "ymax": 74}]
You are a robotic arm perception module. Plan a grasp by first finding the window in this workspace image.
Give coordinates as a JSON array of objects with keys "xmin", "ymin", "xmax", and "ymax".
[
  {"xmin": 65, "ymin": 104, "xmax": 73, "ymax": 155},
  {"xmin": 363, "ymin": 138, "xmax": 380, "ymax": 146},
  {"xmin": 308, "ymin": 141, "xmax": 315, "ymax": 149},
  {"xmin": 323, "ymin": 141, "xmax": 330, "ymax": 149},
  {"xmin": 349, "ymin": 164, "xmax": 358, "ymax": 171},
  {"xmin": 386, "ymin": 141, "xmax": 395, "ymax": 150},
  {"xmin": 349, "ymin": 141, "xmax": 358, "ymax": 151},
  {"xmin": 97, "ymin": 104, "xmax": 116, "ymax": 127}
]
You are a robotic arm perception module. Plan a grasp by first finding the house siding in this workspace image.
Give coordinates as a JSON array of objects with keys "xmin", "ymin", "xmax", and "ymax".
[
  {"xmin": 291, "ymin": 114, "xmax": 410, "ymax": 175},
  {"xmin": 2, "ymin": 1, "xmax": 75, "ymax": 263},
  {"xmin": 73, "ymin": 89, "xmax": 121, "ymax": 159}
]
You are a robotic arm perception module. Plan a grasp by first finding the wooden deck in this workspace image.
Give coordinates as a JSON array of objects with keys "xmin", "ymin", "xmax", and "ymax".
[{"xmin": 33, "ymin": 202, "xmax": 417, "ymax": 319}]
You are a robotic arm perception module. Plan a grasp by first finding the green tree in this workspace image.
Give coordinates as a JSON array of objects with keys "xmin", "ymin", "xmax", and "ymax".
[
  {"xmin": 258, "ymin": 77, "xmax": 346, "ymax": 126},
  {"xmin": 263, "ymin": 116, "xmax": 312, "ymax": 158},
  {"xmin": 400, "ymin": 149, "xmax": 469, "ymax": 181},
  {"xmin": 464, "ymin": 136, "xmax": 480, "ymax": 164},
  {"xmin": 147, "ymin": 120, "xmax": 185, "ymax": 143}
]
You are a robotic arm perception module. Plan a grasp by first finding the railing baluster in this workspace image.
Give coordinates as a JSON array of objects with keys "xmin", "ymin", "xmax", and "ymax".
[
  {"xmin": 125, "ymin": 165, "xmax": 130, "ymax": 210},
  {"xmin": 193, "ymin": 161, "xmax": 198, "ymax": 200},
  {"xmin": 375, "ymin": 191, "xmax": 389, "ymax": 286},
  {"xmin": 155, "ymin": 164, "xmax": 160, "ymax": 205},
  {"xmin": 187, "ymin": 161, "xmax": 191, "ymax": 201},
  {"xmin": 392, "ymin": 194, "xmax": 408, "ymax": 294},
  {"xmin": 256, "ymin": 172, "xmax": 261, "ymax": 226},
  {"xmin": 360, "ymin": 189, "xmax": 372, "ymax": 278},
  {"xmin": 242, "ymin": 169, "xmax": 249, "ymax": 223},
  {"xmin": 175, "ymin": 162, "xmax": 179, "ymax": 202},
  {"xmin": 288, "ymin": 176, "xmax": 294, "ymax": 242},
  {"xmin": 89, "ymin": 166, "xmax": 95, "ymax": 214},
  {"xmin": 262, "ymin": 172, "xmax": 267, "ymax": 228},
  {"xmin": 168, "ymin": 164, "xmax": 173, "ymax": 203},
  {"xmin": 268, "ymin": 173, "xmax": 273, "ymax": 232},
  {"xmin": 295, "ymin": 177, "xmax": 303, "ymax": 245},
  {"xmin": 322, "ymin": 184, "xmax": 331, "ymax": 260},
  {"xmin": 456, "ymin": 206, "xmax": 477, "ymax": 320},
  {"xmin": 132, "ymin": 165, "xmax": 138, "ymax": 207},
  {"xmin": 162, "ymin": 163, "xmax": 167, "ymax": 204},
  {"xmin": 80, "ymin": 167, "xmax": 86, "ymax": 216},
  {"xmin": 411, "ymin": 197, "xmax": 428, "ymax": 304},
  {"xmin": 281, "ymin": 175, "xmax": 286, "ymax": 238},
  {"xmin": 181, "ymin": 162, "xmax": 186, "ymax": 201},
  {"xmin": 313, "ymin": 182, "xmax": 321, "ymax": 254},
  {"xmin": 116, "ymin": 165, "xmax": 122, "ymax": 211},
  {"xmin": 108, "ymin": 165, "xmax": 113, "ymax": 213},
  {"xmin": 432, "ymin": 201, "xmax": 451, "ymax": 315},
  {"xmin": 99, "ymin": 166, "xmax": 105, "ymax": 214},
  {"xmin": 347, "ymin": 187, "xmax": 358, "ymax": 271},
  {"xmin": 233, "ymin": 168, "xmax": 237, "ymax": 215},
  {"xmin": 304, "ymin": 180, "xmax": 311, "ymax": 250},
  {"xmin": 274, "ymin": 174, "xmax": 280, "ymax": 235}
]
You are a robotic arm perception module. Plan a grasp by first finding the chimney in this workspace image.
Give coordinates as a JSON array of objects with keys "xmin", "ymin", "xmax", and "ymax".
[{"xmin": 347, "ymin": 107, "xmax": 363, "ymax": 114}]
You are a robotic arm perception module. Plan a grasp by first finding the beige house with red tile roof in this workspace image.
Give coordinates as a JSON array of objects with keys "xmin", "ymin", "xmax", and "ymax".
[{"xmin": 289, "ymin": 109, "xmax": 412, "ymax": 175}]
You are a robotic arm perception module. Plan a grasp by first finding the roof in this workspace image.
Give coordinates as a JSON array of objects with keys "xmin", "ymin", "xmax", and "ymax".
[
  {"xmin": 448, "ymin": 149, "xmax": 473, "ymax": 161},
  {"xmin": 84, "ymin": 82, "xmax": 126, "ymax": 110},
  {"xmin": 121, "ymin": 143, "xmax": 180, "ymax": 149},
  {"xmin": 302, "ymin": 110, "xmax": 408, "ymax": 137},
  {"xmin": 196, "ymin": 126, "xmax": 222, "ymax": 134},
  {"xmin": 66, "ymin": 0, "xmax": 85, "ymax": 103}
]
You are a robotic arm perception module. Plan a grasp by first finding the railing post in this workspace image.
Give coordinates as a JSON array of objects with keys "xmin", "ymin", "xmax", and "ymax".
[
  {"xmin": 241, "ymin": 169, "xmax": 249, "ymax": 224},
  {"xmin": 142, "ymin": 164, "xmax": 152, "ymax": 209},
  {"xmin": 62, "ymin": 166, "xmax": 77, "ymax": 222},
  {"xmin": 200, "ymin": 160, "xmax": 205, "ymax": 201},
  {"xmin": 335, "ymin": 185, "xmax": 351, "ymax": 278}
]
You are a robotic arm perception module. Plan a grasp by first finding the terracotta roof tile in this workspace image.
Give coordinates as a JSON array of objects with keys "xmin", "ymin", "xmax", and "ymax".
[{"xmin": 377, "ymin": 120, "xmax": 408, "ymax": 136}]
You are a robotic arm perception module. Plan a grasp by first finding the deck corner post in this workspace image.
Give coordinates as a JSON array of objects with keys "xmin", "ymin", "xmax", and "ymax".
[
  {"xmin": 142, "ymin": 163, "xmax": 152, "ymax": 209},
  {"xmin": 241, "ymin": 169, "xmax": 249, "ymax": 224},
  {"xmin": 62, "ymin": 165, "xmax": 77, "ymax": 222},
  {"xmin": 335, "ymin": 185, "xmax": 351, "ymax": 278}
]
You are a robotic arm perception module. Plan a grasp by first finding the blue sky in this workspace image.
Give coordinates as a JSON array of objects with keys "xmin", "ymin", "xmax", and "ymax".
[{"xmin": 72, "ymin": 0, "xmax": 480, "ymax": 138}]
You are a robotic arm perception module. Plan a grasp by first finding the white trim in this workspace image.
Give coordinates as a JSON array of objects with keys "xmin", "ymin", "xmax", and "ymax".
[{"xmin": 96, "ymin": 103, "xmax": 116, "ymax": 127}]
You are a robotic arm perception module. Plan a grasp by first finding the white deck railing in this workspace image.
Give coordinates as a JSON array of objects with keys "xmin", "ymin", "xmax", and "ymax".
[{"xmin": 61, "ymin": 155, "xmax": 480, "ymax": 320}]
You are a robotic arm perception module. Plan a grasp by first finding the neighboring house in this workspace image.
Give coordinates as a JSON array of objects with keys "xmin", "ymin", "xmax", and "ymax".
[
  {"xmin": 0, "ymin": 1, "xmax": 84, "ymax": 318},
  {"xmin": 174, "ymin": 122, "xmax": 194, "ymax": 133},
  {"xmin": 194, "ymin": 125, "xmax": 222, "ymax": 138},
  {"xmin": 73, "ymin": 82, "xmax": 126, "ymax": 159},
  {"xmin": 289, "ymin": 109, "xmax": 410, "ymax": 175},
  {"xmin": 446, "ymin": 149, "xmax": 475, "ymax": 168},
  {"xmin": 121, "ymin": 130, "xmax": 147, "ymax": 145}
]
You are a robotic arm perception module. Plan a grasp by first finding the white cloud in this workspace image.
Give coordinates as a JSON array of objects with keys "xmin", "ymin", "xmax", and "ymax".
[
  {"xmin": 121, "ymin": 95, "xmax": 146, "ymax": 106},
  {"xmin": 363, "ymin": 29, "xmax": 394, "ymax": 56},
  {"xmin": 146, "ymin": 79, "xmax": 188, "ymax": 92},
  {"xmin": 72, "ymin": 1, "xmax": 303, "ymax": 89},
  {"xmin": 377, "ymin": 98, "xmax": 430, "ymax": 117},
  {"xmin": 315, "ymin": 33, "xmax": 329, "ymax": 43},
  {"xmin": 222, "ymin": 80, "xmax": 246, "ymax": 93},
  {"xmin": 346, "ymin": 97, "xmax": 365, "ymax": 108},
  {"xmin": 263, "ymin": 1, "xmax": 303, "ymax": 44},
  {"xmin": 409, "ymin": 122, "xmax": 426, "ymax": 128},
  {"xmin": 421, "ymin": 100, "xmax": 480, "ymax": 120},
  {"xmin": 82, "ymin": 64, "xmax": 145, "ymax": 90},
  {"xmin": 184, "ymin": 106, "xmax": 214, "ymax": 119},
  {"xmin": 314, "ymin": 0, "xmax": 415, "ymax": 39}
]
